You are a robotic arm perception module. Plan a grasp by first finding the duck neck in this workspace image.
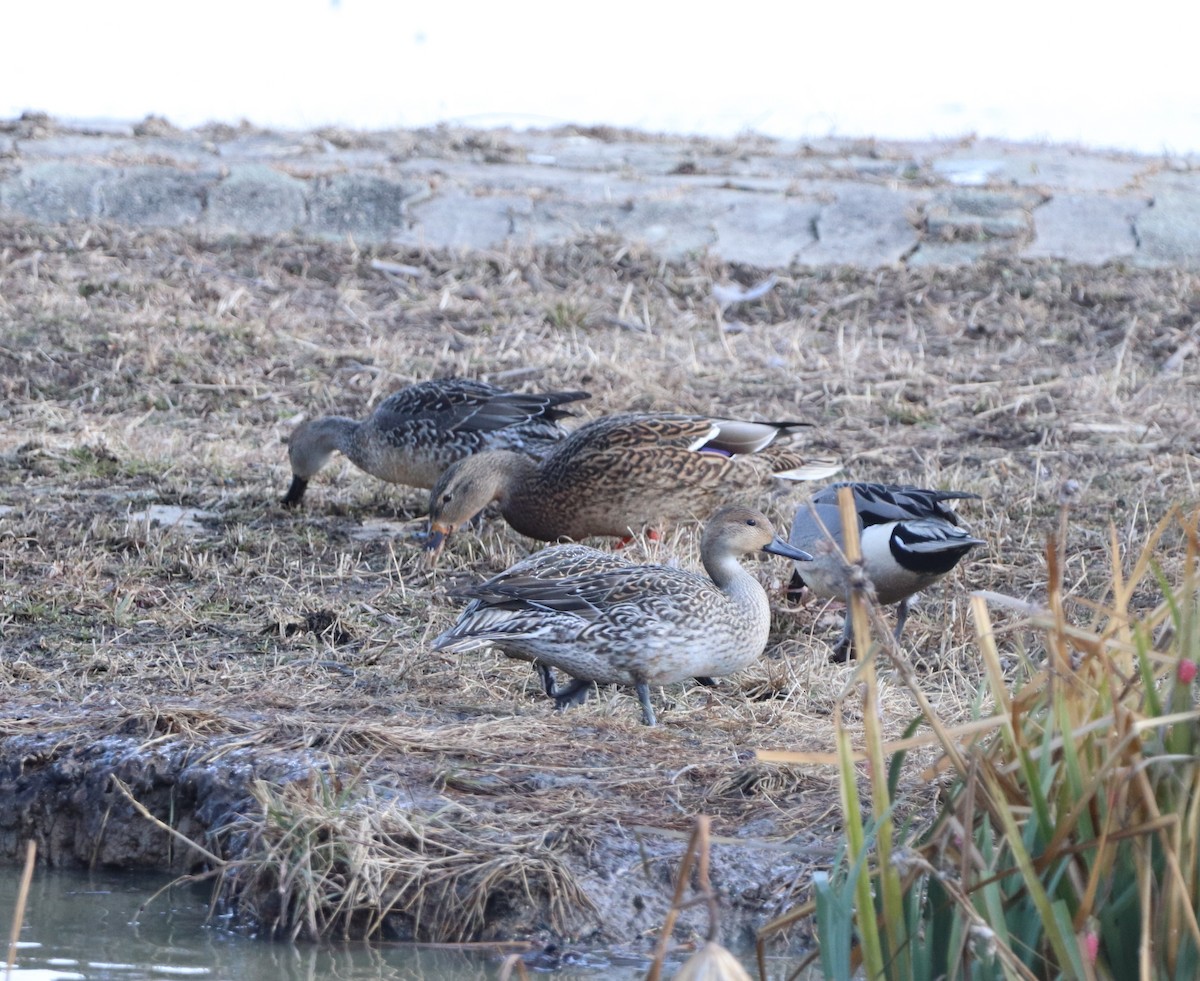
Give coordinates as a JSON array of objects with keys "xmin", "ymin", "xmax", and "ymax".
[
  {"xmin": 703, "ymin": 550, "xmax": 763, "ymax": 603},
  {"xmin": 293, "ymin": 416, "xmax": 359, "ymax": 476},
  {"xmin": 704, "ymin": 551, "xmax": 770, "ymax": 643},
  {"xmin": 491, "ymin": 451, "xmax": 548, "ymax": 531}
]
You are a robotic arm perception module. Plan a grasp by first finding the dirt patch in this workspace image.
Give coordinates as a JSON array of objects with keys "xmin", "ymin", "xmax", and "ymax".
[{"xmin": 0, "ymin": 217, "xmax": 1197, "ymax": 957}]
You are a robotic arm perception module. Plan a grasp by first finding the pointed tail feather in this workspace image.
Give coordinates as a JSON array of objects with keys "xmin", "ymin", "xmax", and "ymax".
[
  {"xmin": 706, "ymin": 419, "xmax": 811, "ymax": 455},
  {"xmin": 771, "ymin": 456, "xmax": 843, "ymax": 482}
]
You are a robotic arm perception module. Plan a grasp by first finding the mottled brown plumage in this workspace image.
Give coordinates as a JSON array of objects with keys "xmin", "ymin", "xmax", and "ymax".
[
  {"xmin": 424, "ymin": 413, "xmax": 840, "ymax": 556},
  {"xmin": 283, "ymin": 378, "xmax": 588, "ymax": 506},
  {"xmin": 432, "ymin": 505, "xmax": 813, "ymax": 725},
  {"xmin": 448, "ymin": 543, "xmax": 635, "ymax": 696}
]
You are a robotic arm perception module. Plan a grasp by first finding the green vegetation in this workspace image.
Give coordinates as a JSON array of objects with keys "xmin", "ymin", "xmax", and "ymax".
[{"xmin": 761, "ymin": 497, "xmax": 1200, "ymax": 980}]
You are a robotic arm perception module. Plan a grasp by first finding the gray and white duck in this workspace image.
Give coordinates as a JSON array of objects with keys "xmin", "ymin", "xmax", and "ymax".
[
  {"xmin": 788, "ymin": 481, "xmax": 985, "ymax": 661},
  {"xmin": 282, "ymin": 378, "xmax": 589, "ymax": 506}
]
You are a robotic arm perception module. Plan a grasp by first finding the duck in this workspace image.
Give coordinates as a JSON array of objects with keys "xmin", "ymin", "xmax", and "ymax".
[
  {"xmin": 423, "ymin": 412, "xmax": 840, "ymax": 558},
  {"xmin": 787, "ymin": 481, "xmax": 985, "ymax": 660},
  {"xmin": 282, "ymin": 378, "xmax": 589, "ymax": 506},
  {"xmin": 432, "ymin": 505, "xmax": 812, "ymax": 726},
  {"xmin": 444, "ymin": 543, "xmax": 634, "ymax": 698}
]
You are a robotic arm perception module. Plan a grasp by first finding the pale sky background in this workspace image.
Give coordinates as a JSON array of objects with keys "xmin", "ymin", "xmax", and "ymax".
[{"xmin": 4, "ymin": 0, "xmax": 1199, "ymax": 154}]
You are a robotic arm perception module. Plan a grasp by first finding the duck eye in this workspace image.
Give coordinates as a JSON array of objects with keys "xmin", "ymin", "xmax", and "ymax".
[
  {"xmin": 746, "ymin": 518, "xmax": 757, "ymax": 526},
  {"xmin": 442, "ymin": 493, "xmax": 452, "ymax": 505}
]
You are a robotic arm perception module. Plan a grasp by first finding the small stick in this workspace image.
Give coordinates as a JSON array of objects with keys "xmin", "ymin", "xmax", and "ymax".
[
  {"xmin": 5, "ymin": 839, "xmax": 37, "ymax": 978},
  {"xmin": 645, "ymin": 815, "xmax": 711, "ymax": 981},
  {"xmin": 498, "ymin": 953, "xmax": 531, "ymax": 979},
  {"xmin": 111, "ymin": 777, "xmax": 226, "ymax": 867}
]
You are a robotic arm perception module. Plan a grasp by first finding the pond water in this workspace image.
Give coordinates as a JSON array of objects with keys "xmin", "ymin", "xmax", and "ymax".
[{"xmin": 0, "ymin": 867, "xmax": 664, "ymax": 980}]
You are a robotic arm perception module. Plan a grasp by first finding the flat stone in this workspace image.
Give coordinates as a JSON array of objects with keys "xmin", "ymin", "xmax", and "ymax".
[
  {"xmin": 4, "ymin": 119, "xmax": 1200, "ymax": 269},
  {"xmin": 1024, "ymin": 193, "xmax": 1144, "ymax": 263},
  {"xmin": 931, "ymin": 158, "xmax": 1007, "ymax": 187},
  {"xmin": 18, "ymin": 135, "xmax": 133, "ymax": 161},
  {"xmin": 97, "ymin": 166, "xmax": 205, "ymax": 226},
  {"xmin": 828, "ymin": 155, "xmax": 920, "ymax": 180},
  {"xmin": 317, "ymin": 148, "xmax": 394, "ymax": 170},
  {"xmin": 214, "ymin": 133, "xmax": 323, "ymax": 161},
  {"xmin": 127, "ymin": 505, "xmax": 216, "ymax": 536},
  {"xmin": 925, "ymin": 189, "xmax": 1036, "ymax": 242},
  {"xmin": 306, "ymin": 173, "xmax": 430, "ymax": 241},
  {"xmin": 0, "ymin": 162, "xmax": 102, "ymax": 221},
  {"xmin": 113, "ymin": 138, "xmax": 220, "ymax": 167},
  {"xmin": 519, "ymin": 194, "xmax": 721, "ymax": 259},
  {"xmin": 396, "ymin": 158, "xmax": 596, "ymax": 196},
  {"xmin": 802, "ymin": 184, "xmax": 918, "ymax": 266},
  {"xmin": 985, "ymin": 152, "xmax": 1147, "ymax": 192},
  {"xmin": 214, "ymin": 134, "xmax": 393, "ymax": 173},
  {"xmin": 397, "ymin": 192, "xmax": 532, "ymax": 250},
  {"xmin": 694, "ymin": 175, "xmax": 795, "ymax": 194},
  {"xmin": 1134, "ymin": 183, "xmax": 1200, "ymax": 268},
  {"xmin": 56, "ymin": 117, "xmax": 137, "ymax": 137},
  {"xmin": 711, "ymin": 195, "xmax": 820, "ymax": 267},
  {"xmin": 929, "ymin": 138, "xmax": 1146, "ymax": 188},
  {"xmin": 204, "ymin": 164, "xmax": 307, "ymax": 236},
  {"xmin": 906, "ymin": 241, "xmax": 1005, "ymax": 268},
  {"xmin": 521, "ymin": 135, "xmax": 702, "ymax": 176}
]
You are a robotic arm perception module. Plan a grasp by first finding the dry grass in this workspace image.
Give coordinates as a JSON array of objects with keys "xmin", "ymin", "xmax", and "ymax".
[
  {"xmin": 216, "ymin": 771, "xmax": 593, "ymax": 943},
  {"xmin": 1, "ymin": 216, "xmax": 1198, "ymax": 945}
]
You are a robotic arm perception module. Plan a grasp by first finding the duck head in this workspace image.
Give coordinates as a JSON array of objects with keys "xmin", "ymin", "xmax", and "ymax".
[
  {"xmin": 424, "ymin": 453, "xmax": 508, "ymax": 562},
  {"xmin": 702, "ymin": 504, "xmax": 814, "ymax": 564}
]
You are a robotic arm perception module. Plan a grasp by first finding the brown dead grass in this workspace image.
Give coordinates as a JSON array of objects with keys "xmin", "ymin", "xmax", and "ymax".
[{"xmin": 1, "ymin": 216, "xmax": 1198, "ymax": 945}]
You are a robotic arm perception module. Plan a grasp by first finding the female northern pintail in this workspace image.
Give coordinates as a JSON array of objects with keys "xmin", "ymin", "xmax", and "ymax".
[
  {"xmin": 282, "ymin": 378, "xmax": 588, "ymax": 506},
  {"xmin": 432, "ymin": 505, "xmax": 812, "ymax": 726},
  {"xmin": 788, "ymin": 481, "xmax": 985, "ymax": 660},
  {"xmin": 423, "ymin": 413, "xmax": 840, "ymax": 557},
  {"xmin": 445, "ymin": 543, "xmax": 634, "ymax": 698}
]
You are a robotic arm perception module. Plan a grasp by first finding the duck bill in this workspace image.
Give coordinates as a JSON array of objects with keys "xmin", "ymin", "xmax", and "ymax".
[
  {"xmin": 424, "ymin": 523, "xmax": 452, "ymax": 563},
  {"xmin": 762, "ymin": 536, "xmax": 813, "ymax": 563}
]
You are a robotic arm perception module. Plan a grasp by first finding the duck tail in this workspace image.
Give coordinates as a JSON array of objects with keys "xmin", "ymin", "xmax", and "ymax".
[
  {"xmin": 706, "ymin": 419, "xmax": 811, "ymax": 455},
  {"xmin": 769, "ymin": 454, "xmax": 843, "ymax": 482}
]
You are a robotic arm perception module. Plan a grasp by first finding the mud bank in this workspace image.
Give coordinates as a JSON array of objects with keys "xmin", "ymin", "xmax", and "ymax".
[{"xmin": 0, "ymin": 708, "xmax": 824, "ymax": 954}]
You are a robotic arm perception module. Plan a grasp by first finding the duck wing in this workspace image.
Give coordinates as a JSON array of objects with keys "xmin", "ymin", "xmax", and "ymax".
[
  {"xmin": 376, "ymin": 378, "xmax": 588, "ymax": 435},
  {"xmin": 813, "ymin": 482, "xmax": 979, "ymax": 527},
  {"xmin": 458, "ymin": 564, "xmax": 715, "ymax": 623}
]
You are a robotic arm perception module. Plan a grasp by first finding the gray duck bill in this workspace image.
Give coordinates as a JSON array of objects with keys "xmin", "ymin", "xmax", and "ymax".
[{"xmin": 763, "ymin": 537, "xmax": 813, "ymax": 562}]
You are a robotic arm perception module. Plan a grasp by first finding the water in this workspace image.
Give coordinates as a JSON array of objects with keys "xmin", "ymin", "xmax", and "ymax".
[{"xmin": 0, "ymin": 867, "xmax": 655, "ymax": 980}]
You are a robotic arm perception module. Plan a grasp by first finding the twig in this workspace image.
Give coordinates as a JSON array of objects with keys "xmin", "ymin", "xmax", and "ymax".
[
  {"xmin": 498, "ymin": 953, "xmax": 531, "ymax": 979},
  {"xmin": 5, "ymin": 839, "xmax": 36, "ymax": 979},
  {"xmin": 110, "ymin": 776, "xmax": 226, "ymax": 867},
  {"xmin": 645, "ymin": 815, "xmax": 712, "ymax": 981}
]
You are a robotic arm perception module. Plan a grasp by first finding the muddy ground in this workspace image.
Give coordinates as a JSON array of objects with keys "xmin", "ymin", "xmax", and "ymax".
[{"xmin": 0, "ymin": 215, "xmax": 1197, "ymax": 965}]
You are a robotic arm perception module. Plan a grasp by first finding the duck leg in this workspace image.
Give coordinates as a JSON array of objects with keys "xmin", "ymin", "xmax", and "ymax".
[
  {"xmin": 282, "ymin": 475, "xmax": 309, "ymax": 507},
  {"xmin": 536, "ymin": 662, "xmax": 556, "ymax": 697},
  {"xmin": 892, "ymin": 598, "xmax": 911, "ymax": 642},
  {"xmin": 786, "ymin": 569, "xmax": 806, "ymax": 602},
  {"xmin": 553, "ymin": 678, "xmax": 597, "ymax": 710},
  {"xmin": 635, "ymin": 683, "xmax": 657, "ymax": 727},
  {"xmin": 831, "ymin": 597, "xmax": 913, "ymax": 662},
  {"xmin": 829, "ymin": 610, "xmax": 854, "ymax": 663}
]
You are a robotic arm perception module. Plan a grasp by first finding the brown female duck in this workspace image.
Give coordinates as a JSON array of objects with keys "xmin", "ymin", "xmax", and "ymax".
[{"xmin": 424, "ymin": 412, "xmax": 839, "ymax": 556}]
